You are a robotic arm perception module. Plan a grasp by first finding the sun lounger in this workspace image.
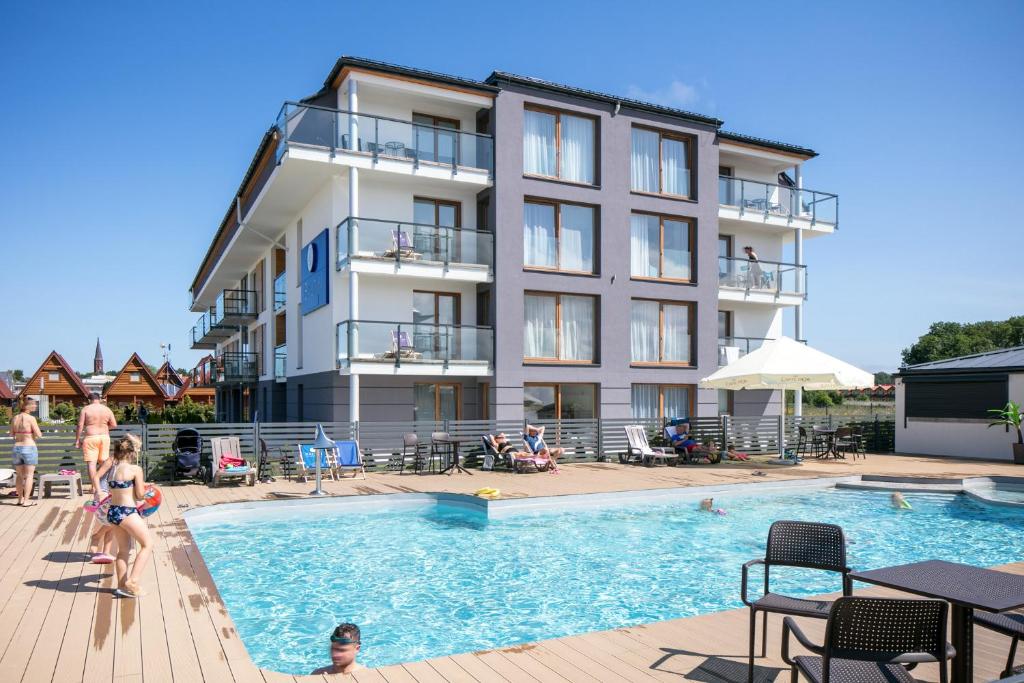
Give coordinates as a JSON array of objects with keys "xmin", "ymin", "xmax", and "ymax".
[
  {"xmin": 291, "ymin": 443, "xmax": 339, "ymax": 482},
  {"xmin": 333, "ymin": 440, "xmax": 366, "ymax": 480},
  {"xmin": 377, "ymin": 329, "xmax": 423, "ymax": 360},
  {"xmin": 622, "ymin": 425, "xmax": 678, "ymax": 466},
  {"xmin": 209, "ymin": 436, "xmax": 256, "ymax": 487},
  {"xmin": 383, "ymin": 230, "xmax": 420, "ymax": 260}
]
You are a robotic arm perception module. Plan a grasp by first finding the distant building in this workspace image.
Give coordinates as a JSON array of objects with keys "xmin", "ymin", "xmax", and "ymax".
[
  {"xmin": 895, "ymin": 346, "xmax": 1024, "ymax": 461},
  {"xmin": 94, "ymin": 338, "xmax": 104, "ymax": 374},
  {"xmin": 838, "ymin": 384, "xmax": 895, "ymax": 400},
  {"xmin": 0, "ymin": 375, "xmax": 13, "ymax": 407},
  {"xmin": 20, "ymin": 351, "xmax": 92, "ymax": 419},
  {"xmin": 103, "ymin": 353, "xmax": 168, "ymax": 409}
]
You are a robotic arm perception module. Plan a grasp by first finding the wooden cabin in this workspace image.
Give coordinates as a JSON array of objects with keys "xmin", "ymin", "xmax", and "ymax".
[
  {"xmin": 154, "ymin": 362, "xmax": 185, "ymax": 399},
  {"xmin": 20, "ymin": 351, "xmax": 91, "ymax": 410},
  {"xmin": 171, "ymin": 377, "xmax": 216, "ymax": 406},
  {"xmin": 0, "ymin": 375, "xmax": 13, "ymax": 407},
  {"xmin": 103, "ymin": 353, "xmax": 167, "ymax": 409}
]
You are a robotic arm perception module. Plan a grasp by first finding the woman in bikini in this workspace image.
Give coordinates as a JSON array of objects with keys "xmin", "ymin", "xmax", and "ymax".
[
  {"xmin": 10, "ymin": 397, "xmax": 42, "ymax": 506},
  {"xmin": 106, "ymin": 435, "xmax": 153, "ymax": 597}
]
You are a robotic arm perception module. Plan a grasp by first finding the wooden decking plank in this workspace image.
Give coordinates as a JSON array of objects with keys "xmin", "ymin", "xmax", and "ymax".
[
  {"xmin": 422, "ymin": 657, "xmax": 480, "ymax": 683},
  {"xmin": 512, "ymin": 643, "xmax": 604, "ymax": 683},
  {"xmin": 463, "ymin": 651, "xmax": 538, "ymax": 682},
  {"xmin": 375, "ymin": 663, "xmax": 419, "ymax": 682},
  {"xmin": 398, "ymin": 660, "xmax": 449, "ymax": 683},
  {"xmin": 493, "ymin": 648, "xmax": 571, "ymax": 683},
  {"xmin": 446, "ymin": 652, "xmax": 513, "ymax": 682},
  {"xmin": 522, "ymin": 641, "xmax": 633, "ymax": 683}
]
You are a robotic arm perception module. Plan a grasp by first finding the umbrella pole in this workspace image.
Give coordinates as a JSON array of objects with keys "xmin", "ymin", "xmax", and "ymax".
[{"xmin": 779, "ymin": 390, "xmax": 786, "ymax": 457}]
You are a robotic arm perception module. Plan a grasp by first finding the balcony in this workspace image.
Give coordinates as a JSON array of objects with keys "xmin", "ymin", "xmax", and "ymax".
[
  {"xmin": 719, "ymin": 176, "xmax": 837, "ymax": 231},
  {"xmin": 718, "ymin": 337, "xmax": 772, "ymax": 366},
  {"xmin": 276, "ymin": 102, "xmax": 493, "ymax": 183},
  {"xmin": 274, "ymin": 345, "xmax": 286, "ymax": 383},
  {"xmin": 189, "ymin": 289, "xmax": 258, "ymax": 349},
  {"xmin": 214, "ymin": 352, "xmax": 259, "ymax": 384},
  {"xmin": 337, "ymin": 217, "xmax": 493, "ymax": 282},
  {"xmin": 718, "ymin": 256, "xmax": 806, "ymax": 306},
  {"xmin": 273, "ymin": 273, "xmax": 286, "ymax": 311},
  {"xmin": 337, "ymin": 320, "xmax": 493, "ymax": 376}
]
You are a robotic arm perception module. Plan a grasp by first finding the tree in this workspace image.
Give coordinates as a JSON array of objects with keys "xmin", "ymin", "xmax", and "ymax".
[
  {"xmin": 51, "ymin": 402, "xmax": 77, "ymax": 423},
  {"xmin": 874, "ymin": 371, "xmax": 894, "ymax": 384},
  {"xmin": 902, "ymin": 316, "xmax": 1024, "ymax": 366},
  {"xmin": 12, "ymin": 370, "xmax": 24, "ymax": 382}
]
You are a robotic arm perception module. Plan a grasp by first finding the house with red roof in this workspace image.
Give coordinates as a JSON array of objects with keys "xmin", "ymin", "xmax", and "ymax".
[{"xmin": 20, "ymin": 351, "xmax": 92, "ymax": 418}]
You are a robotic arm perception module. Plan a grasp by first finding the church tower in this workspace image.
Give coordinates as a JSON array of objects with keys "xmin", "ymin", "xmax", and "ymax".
[{"xmin": 94, "ymin": 338, "xmax": 103, "ymax": 374}]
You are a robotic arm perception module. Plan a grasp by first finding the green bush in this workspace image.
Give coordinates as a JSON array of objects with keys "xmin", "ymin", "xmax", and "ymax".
[
  {"xmin": 811, "ymin": 392, "xmax": 833, "ymax": 408},
  {"xmin": 0, "ymin": 405, "xmax": 11, "ymax": 425},
  {"xmin": 51, "ymin": 402, "xmax": 77, "ymax": 423}
]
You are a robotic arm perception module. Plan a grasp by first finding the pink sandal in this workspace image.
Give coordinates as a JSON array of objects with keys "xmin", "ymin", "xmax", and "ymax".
[{"xmin": 91, "ymin": 553, "xmax": 115, "ymax": 565}]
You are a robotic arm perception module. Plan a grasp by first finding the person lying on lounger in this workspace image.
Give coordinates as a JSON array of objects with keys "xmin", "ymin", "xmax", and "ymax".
[
  {"xmin": 524, "ymin": 425, "xmax": 563, "ymax": 471},
  {"xmin": 311, "ymin": 623, "xmax": 364, "ymax": 675}
]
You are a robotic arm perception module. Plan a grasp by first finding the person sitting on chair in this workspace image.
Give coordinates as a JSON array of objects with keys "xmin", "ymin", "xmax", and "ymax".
[
  {"xmin": 669, "ymin": 422, "xmax": 698, "ymax": 454},
  {"xmin": 524, "ymin": 425, "xmax": 563, "ymax": 471}
]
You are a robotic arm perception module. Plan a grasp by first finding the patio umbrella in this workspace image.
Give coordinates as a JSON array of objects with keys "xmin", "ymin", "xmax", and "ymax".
[{"xmin": 699, "ymin": 337, "xmax": 874, "ymax": 391}]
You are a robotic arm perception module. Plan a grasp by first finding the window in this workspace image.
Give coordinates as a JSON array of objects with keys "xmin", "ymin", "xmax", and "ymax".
[
  {"xmin": 524, "ymin": 383, "xmax": 596, "ymax": 421},
  {"xmin": 905, "ymin": 377, "xmax": 1008, "ymax": 419},
  {"xmin": 414, "ymin": 383, "xmax": 461, "ymax": 421},
  {"xmin": 717, "ymin": 389, "xmax": 733, "ymax": 416},
  {"xmin": 524, "ymin": 200, "xmax": 595, "ymax": 273},
  {"xmin": 524, "ymin": 293, "xmax": 596, "ymax": 362},
  {"xmin": 413, "ymin": 291, "xmax": 460, "ymax": 356},
  {"xmin": 129, "ymin": 373, "xmax": 140, "ymax": 383},
  {"xmin": 414, "ymin": 197, "xmax": 461, "ymax": 260},
  {"xmin": 631, "ymin": 127, "xmax": 693, "ymax": 197},
  {"xmin": 631, "ymin": 384, "xmax": 694, "ymax": 420},
  {"xmin": 413, "ymin": 113, "xmax": 459, "ymax": 165},
  {"xmin": 718, "ymin": 311, "xmax": 732, "ymax": 339},
  {"xmin": 251, "ymin": 324, "xmax": 265, "ymax": 376},
  {"xmin": 253, "ymin": 259, "xmax": 265, "ymax": 313},
  {"xmin": 523, "ymin": 107, "xmax": 595, "ymax": 184},
  {"xmin": 629, "ymin": 213, "xmax": 694, "ymax": 281},
  {"xmin": 631, "ymin": 300, "xmax": 693, "ymax": 364},
  {"xmin": 719, "ymin": 166, "xmax": 735, "ymax": 205},
  {"xmin": 48, "ymin": 372, "xmax": 59, "ymax": 381}
]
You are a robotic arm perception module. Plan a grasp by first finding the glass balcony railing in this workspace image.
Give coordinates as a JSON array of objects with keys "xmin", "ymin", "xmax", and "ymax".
[
  {"xmin": 276, "ymin": 102, "xmax": 494, "ymax": 174},
  {"xmin": 337, "ymin": 217, "xmax": 493, "ymax": 271},
  {"xmin": 215, "ymin": 351, "xmax": 259, "ymax": 384},
  {"xmin": 718, "ymin": 336, "xmax": 772, "ymax": 365},
  {"xmin": 215, "ymin": 288, "xmax": 257, "ymax": 324},
  {"xmin": 273, "ymin": 273, "xmax": 286, "ymax": 311},
  {"xmin": 719, "ymin": 176, "xmax": 838, "ymax": 227},
  {"xmin": 719, "ymin": 256, "xmax": 806, "ymax": 297},
  {"xmin": 274, "ymin": 344, "xmax": 286, "ymax": 380},
  {"xmin": 337, "ymin": 320, "xmax": 493, "ymax": 368}
]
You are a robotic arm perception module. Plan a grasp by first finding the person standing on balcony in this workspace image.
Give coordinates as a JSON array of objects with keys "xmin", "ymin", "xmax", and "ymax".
[{"xmin": 743, "ymin": 246, "xmax": 764, "ymax": 289}]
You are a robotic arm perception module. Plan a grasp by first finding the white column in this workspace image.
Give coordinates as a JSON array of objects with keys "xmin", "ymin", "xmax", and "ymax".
[
  {"xmin": 793, "ymin": 164, "xmax": 804, "ymax": 418},
  {"xmin": 347, "ymin": 79, "xmax": 360, "ymax": 423}
]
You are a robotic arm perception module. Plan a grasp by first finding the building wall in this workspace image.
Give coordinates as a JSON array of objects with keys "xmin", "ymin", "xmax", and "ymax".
[
  {"xmin": 491, "ymin": 83, "xmax": 721, "ymax": 421},
  {"xmin": 894, "ymin": 374, "xmax": 1024, "ymax": 460}
]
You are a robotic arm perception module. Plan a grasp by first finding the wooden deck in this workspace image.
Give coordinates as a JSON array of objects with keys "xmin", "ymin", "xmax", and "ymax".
[{"xmin": 0, "ymin": 454, "xmax": 1022, "ymax": 682}]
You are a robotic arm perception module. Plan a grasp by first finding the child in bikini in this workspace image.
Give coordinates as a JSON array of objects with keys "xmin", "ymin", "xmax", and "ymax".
[{"xmin": 106, "ymin": 435, "xmax": 153, "ymax": 598}]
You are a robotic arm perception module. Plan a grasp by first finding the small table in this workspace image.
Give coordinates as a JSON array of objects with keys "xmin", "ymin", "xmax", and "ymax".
[
  {"xmin": 813, "ymin": 427, "xmax": 841, "ymax": 459},
  {"xmin": 851, "ymin": 559, "xmax": 1024, "ymax": 683},
  {"xmin": 37, "ymin": 473, "xmax": 83, "ymax": 500},
  {"xmin": 434, "ymin": 438, "xmax": 471, "ymax": 476}
]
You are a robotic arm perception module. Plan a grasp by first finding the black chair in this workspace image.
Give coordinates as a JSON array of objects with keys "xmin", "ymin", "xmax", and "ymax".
[
  {"xmin": 430, "ymin": 431, "xmax": 454, "ymax": 471},
  {"xmin": 975, "ymin": 610, "xmax": 1024, "ymax": 679},
  {"xmin": 833, "ymin": 427, "xmax": 854, "ymax": 459},
  {"xmin": 782, "ymin": 596, "xmax": 953, "ymax": 683},
  {"xmin": 797, "ymin": 426, "xmax": 826, "ymax": 459},
  {"xmin": 742, "ymin": 520, "xmax": 852, "ymax": 682},
  {"xmin": 401, "ymin": 433, "xmax": 426, "ymax": 474}
]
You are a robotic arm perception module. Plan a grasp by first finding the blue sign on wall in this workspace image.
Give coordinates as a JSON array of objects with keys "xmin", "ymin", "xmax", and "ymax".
[{"xmin": 301, "ymin": 228, "xmax": 329, "ymax": 315}]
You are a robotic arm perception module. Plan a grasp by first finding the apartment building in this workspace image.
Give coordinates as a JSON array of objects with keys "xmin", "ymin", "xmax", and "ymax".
[{"xmin": 187, "ymin": 57, "xmax": 838, "ymax": 424}]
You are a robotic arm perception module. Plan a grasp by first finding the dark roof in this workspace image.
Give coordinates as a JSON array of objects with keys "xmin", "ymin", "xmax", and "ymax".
[
  {"xmin": 0, "ymin": 375, "xmax": 13, "ymax": 401},
  {"xmin": 719, "ymin": 130, "xmax": 818, "ymax": 158},
  {"xmin": 306, "ymin": 56, "xmax": 499, "ymax": 103},
  {"xmin": 898, "ymin": 346, "xmax": 1024, "ymax": 375},
  {"xmin": 485, "ymin": 71, "xmax": 722, "ymax": 127}
]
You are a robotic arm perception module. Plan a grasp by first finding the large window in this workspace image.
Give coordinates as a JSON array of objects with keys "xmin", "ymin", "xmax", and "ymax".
[
  {"xmin": 524, "ymin": 383, "xmax": 596, "ymax": 421},
  {"xmin": 631, "ymin": 299, "xmax": 693, "ymax": 365},
  {"xmin": 629, "ymin": 213, "xmax": 694, "ymax": 281},
  {"xmin": 524, "ymin": 200, "xmax": 595, "ymax": 273},
  {"xmin": 414, "ymin": 383, "xmax": 461, "ymax": 421},
  {"xmin": 524, "ymin": 293, "xmax": 596, "ymax": 362},
  {"xmin": 523, "ymin": 107, "xmax": 596, "ymax": 184},
  {"xmin": 631, "ymin": 127, "xmax": 693, "ymax": 198},
  {"xmin": 631, "ymin": 384, "xmax": 693, "ymax": 420}
]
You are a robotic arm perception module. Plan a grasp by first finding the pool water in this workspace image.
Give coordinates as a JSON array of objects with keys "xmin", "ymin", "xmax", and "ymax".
[{"xmin": 189, "ymin": 488, "xmax": 1024, "ymax": 674}]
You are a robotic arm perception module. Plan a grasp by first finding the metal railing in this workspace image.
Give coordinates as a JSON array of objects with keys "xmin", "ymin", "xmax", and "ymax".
[
  {"xmin": 276, "ymin": 102, "xmax": 494, "ymax": 174},
  {"xmin": 337, "ymin": 217, "xmax": 493, "ymax": 270},
  {"xmin": 273, "ymin": 273, "xmax": 286, "ymax": 311},
  {"xmin": 337, "ymin": 320, "xmax": 494, "ymax": 368},
  {"xmin": 719, "ymin": 176, "xmax": 838, "ymax": 227},
  {"xmin": 190, "ymin": 288, "xmax": 257, "ymax": 348},
  {"xmin": 274, "ymin": 345, "xmax": 286, "ymax": 381},
  {"xmin": 718, "ymin": 337, "xmax": 772, "ymax": 365},
  {"xmin": 215, "ymin": 351, "xmax": 260, "ymax": 383},
  {"xmin": 718, "ymin": 256, "xmax": 806, "ymax": 297}
]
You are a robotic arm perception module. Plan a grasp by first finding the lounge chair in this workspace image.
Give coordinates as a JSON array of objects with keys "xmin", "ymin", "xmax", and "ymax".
[
  {"xmin": 332, "ymin": 439, "xmax": 366, "ymax": 480},
  {"xmin": 209, "ymin": 436, "xmax": 256, "ymax": 487},
  {"xmin": 782, "ymin": 596, "xmax": 953, "ymax": 683},
  {"xmin": 379, "ymin": 330, "xmax": 422, "ymax": 360},
  {"xmin": 482, "ymin": 435, "xmax": 534, "ymax": 473},
  {"xmin": 975, "ymin": 610, "xmax": 1024, "ymax": 679},
  {"xmin": 742, "ymin": 520, "xmax": 852, "ymax": 682},
  {"xmin": 291, "ymin": 443, "xmax": 338, "ymax": 482},
  {"xmin": 622, "ymin": 425, "xmax": 678, "ymax": 466},
  {"xmin": 383, "ymin": 230, "xmax": 420, "ymax": 260}
]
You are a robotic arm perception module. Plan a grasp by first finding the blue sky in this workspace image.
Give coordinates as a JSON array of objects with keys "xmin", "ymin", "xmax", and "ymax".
[{"xmin": 1, "ymin": 1, "xmax": 1021, "ymax": 374}]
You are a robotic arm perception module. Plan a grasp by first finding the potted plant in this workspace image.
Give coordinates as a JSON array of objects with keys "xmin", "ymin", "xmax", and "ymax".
[{"xmin": 988, "ymin": 401, "xmax": 1024, "ymax": 464}]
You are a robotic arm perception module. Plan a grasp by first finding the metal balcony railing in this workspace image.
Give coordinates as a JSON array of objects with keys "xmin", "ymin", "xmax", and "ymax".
[
  {"xmin": 718, "ymin": 256, "xmax": 806, "ymax": 298},
  {"xmin": 274, "ymin": 345, "xmax": 286, "ymax": 381},
  {"xmin": 276, "ymin": 102, "xmax": 494, "ymax": 174},
  {"xmin": 337, "ymin": 320, "xmax": 494, "ymax": 368},
  {"xmin": 718, "ymin": 336, "xmax": 772, "ymax": 365},
  {"xmin": 337, "ymin": 217, "xmax": 493, "ymax": 270},
  {"xmin": 215, "ymin": 352, "xmax": 259, "ymax": 384},
  {"xmin": 719, "ymin": 176, "xmax": 838, "ymax": 227}
]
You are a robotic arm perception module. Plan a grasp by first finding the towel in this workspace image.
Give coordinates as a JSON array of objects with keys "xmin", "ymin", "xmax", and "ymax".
[
  {"xmin": 58, "ymin": 469, "xmax": 78, "ymax": 476},
  {"xmin": 223, "ymin": 465, "xmax": 250, "ymax": 473},
  {"xmin": 220, "ymin": 454, "xmax": 245, "ymax": 469}
]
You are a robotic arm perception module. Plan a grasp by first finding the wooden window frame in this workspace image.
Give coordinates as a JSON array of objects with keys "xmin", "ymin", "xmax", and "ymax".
[
  {"xmin": 523, "ymin": 104, "xmax": 598, "ymax": 186},
  {"xmin": 630, "ymin": 298, "xmax": 696, "ymax": 367},
  {"xmin": 523, "ymin": 291, "xmax": 598, "ymax": 364},
  {"xmin": 633, "ymin": 383, "xmax": 696, "ymax": 420},
  {"xmin": 630, "ymin": 125, "xmax": 696, "ymax": 200},
  {"xmin": 524, "ymin": 382, "xmax": 598, "ymax": 420},
  {"xmin": 414, "ymin": 197, "xmax": 462, "ymax": 260},
  {"xmin": 412, "ymin": 290, "xmax": 462, "ymax": 326},
  {"xmin": 523, "ymin": 197, "xmax": 598, "ymax": 275},
  {"xmin": 718, "ymin": 310, "xmax": 733, "ymax": 339},
  {"xmin": 414, "ymin": 382, "xmax": 463, "ymax": 421},
  {"xmin": 412, "ymin": 112, "xmax": 461, "ymax": 165},
  {"xmin": 629, "ymin": 210, "xmax": 696, "ymax": 284}
]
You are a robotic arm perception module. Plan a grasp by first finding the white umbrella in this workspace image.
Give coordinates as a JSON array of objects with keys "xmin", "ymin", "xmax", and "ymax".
[{"xmin": 700, "ymin": 337, "xmax": 874, "ymax": 391}]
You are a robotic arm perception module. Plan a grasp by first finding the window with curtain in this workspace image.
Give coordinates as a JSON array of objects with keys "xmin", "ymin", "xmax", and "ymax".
[
  {"xmin": 524, "ymin": 200, "xmax": 595, "ymax": 272},
  {"xmin": 630, "ymin": 300, "xmax": 693, "ymax": 364},
  {"xmin": 629, "ymin": 213, "xmax": 694, "ymax": 281},
  {"xmin": 524, "ymin": 383, "xmax": 596, "ymax": 421},
  {"xmin": 631, "ymin": 384, "xmax": 693, "ymax": 419},
  {"xmin": 523, "ymin": 107, "xmax": 595, "ymax": 184},
  {"xmin": 524, "ymin": 293, "xmax": 596, "ymax": 362},
  {"xmin": 631, "ymin": 126, "xmax": 693, "ymax": 198}
]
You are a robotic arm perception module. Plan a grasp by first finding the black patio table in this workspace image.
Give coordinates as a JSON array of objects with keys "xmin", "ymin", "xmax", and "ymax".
[{"xmin": 850, "ymin": 559, "xmax": 1024, "ymax": 683}]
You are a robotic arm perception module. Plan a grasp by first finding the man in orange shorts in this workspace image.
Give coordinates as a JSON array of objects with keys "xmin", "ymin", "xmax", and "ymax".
[{"xmin": 76, "ymin": 393, "xmax": 117, "ymax": 563}]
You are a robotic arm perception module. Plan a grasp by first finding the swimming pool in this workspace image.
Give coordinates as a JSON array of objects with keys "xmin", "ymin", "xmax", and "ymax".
[{"xmin": 188, "ymin": 483, "xmax": 1024, "ymax": 674}]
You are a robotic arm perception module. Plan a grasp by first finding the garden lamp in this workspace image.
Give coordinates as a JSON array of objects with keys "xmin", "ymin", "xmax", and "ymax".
[{"xmin": 310, "ymin": 423, "xmax": 334, "ymax": 496}]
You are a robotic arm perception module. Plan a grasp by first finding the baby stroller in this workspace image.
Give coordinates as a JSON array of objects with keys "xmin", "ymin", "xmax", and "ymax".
[{"xmin": 172, "ymin": 428, "xmax": 207, "ymax": 483}]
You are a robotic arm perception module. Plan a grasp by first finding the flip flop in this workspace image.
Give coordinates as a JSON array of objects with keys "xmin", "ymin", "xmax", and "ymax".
[{"xmin": 91, "ymin": 553, "xmax": 115, "ymax": 565}]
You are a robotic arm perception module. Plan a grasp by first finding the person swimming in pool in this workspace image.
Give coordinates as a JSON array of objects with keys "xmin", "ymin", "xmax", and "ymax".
[
  {"xmin": 891, "ymin": 491, "xmax": 912, "ymax": 510},
  {"xmin": 311, "ymin": 623, "xmax": 364, "ymax": 675},
  {"xmin": 700, "ymin": 497, "xmax": 727, "ymax": 515}
]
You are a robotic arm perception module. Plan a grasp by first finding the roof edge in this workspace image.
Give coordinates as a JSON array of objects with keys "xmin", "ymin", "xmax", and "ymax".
[
  {"xmin": 312, "ymin": 56, "xmax": 499, "ymax": 102},
  {"xmin": 718, "ymin": 130, "xmax": 818, "ymax": 158}
]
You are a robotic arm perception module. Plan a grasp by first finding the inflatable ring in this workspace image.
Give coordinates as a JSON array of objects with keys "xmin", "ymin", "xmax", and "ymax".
[
  {"xmin": 900, "ymin": 500, "xmax": 912, "ymax": 510},
  {"xmin": 474, "ymin": 487, "xmax": 500, "ymax": 499}
]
